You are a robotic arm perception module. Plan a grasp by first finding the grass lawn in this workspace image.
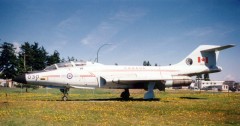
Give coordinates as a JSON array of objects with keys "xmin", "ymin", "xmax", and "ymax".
[{"xmin": 0, "ymin": 87, "xmax": 240, "ymax": 125}]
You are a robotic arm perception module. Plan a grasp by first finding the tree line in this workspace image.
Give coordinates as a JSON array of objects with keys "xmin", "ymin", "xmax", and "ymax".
[
  {"xmin": 0, "ymin": 42, "xmax": 61, "ymax": 79},
  {"xmin": 0, "ymin": 41, "xmax": 159, "ymax": 80}
]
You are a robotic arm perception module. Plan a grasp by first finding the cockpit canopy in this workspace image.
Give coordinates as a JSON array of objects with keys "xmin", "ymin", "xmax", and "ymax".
[
  {"xmin": 44, "ymin": 61, "xmax": 87, "ymax": 71},
  {"xmin": 44, "ymin": 64, "xmax": 57, "ymax": 71}
]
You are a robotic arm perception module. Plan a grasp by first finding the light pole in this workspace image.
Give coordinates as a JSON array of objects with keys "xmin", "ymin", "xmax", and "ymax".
[
  {"xmin": 24, "ymin": 53, "xmax": 26, "ymax": 72},
  {"xmin": 96, "ymin": 43, "xmax": 112, "ymax": 63}
]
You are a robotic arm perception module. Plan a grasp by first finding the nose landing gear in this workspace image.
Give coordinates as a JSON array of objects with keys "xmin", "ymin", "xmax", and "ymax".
[{"xmin": 60, "ymin": 88, "xmax": 69, "ymax": 101}]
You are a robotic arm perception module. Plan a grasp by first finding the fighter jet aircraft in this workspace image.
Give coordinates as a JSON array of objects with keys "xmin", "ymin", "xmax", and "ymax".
[{"xmin": 13, "ymin": 44, "xmax": 235, "ymax": 101}]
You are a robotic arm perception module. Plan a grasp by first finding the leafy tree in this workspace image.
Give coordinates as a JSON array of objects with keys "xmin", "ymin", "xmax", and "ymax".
[
  {"xmin": 0, "ymin": 42, "xmax": 18, "ymax": 79},
  {"xmin": 143, "ymin": 60, "xmax": 151, "ymax": 66},
  {"xmin": 68, "ymin": 56, "xmax": 77, "ymax": 61},
  {"xmin": 32, "ymin": 43, "xmax": 48, "ymax": 70},
  {"xmin": 0, "ymin": 41, "xmax": 63, "ymax": 91},
  {"xmin": 47, "ymin": 50, "xmax": 60, "ymax": 65},
  {"xmin": 18, "ymin": 42, "xmax": 33, "ymax": 72},
  {"xmin": 143, "ymin": 61, "xmax": 147, "ymax": 66},
  {"xmin": 19, "ymin": 42, "xmax": 48, "ymax": 72},
  {"xmin": 18, "ymin": 42, "xmax": 48, "ymax": 92},
  {"xmin": 60, "ymin": 58, "xmax": 66, "ymax": 63}
]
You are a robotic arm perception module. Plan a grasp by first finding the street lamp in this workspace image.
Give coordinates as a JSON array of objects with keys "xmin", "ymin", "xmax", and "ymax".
[{"xmin": 96, "ymin": 43, "xmax": 112, "ymax": 63}]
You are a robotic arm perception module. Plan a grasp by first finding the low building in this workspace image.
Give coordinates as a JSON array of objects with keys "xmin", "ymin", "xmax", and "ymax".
[
  {"xmin": 191, "ymin": 80, "xmax": 229, "ymax": 91},
  {"xmin": 0, "ymin": 79, "xmax": 6, "ymax": 87},
  {"xmin": 0, "ymin": 79, "xmax": 14, "ymax": 88}
]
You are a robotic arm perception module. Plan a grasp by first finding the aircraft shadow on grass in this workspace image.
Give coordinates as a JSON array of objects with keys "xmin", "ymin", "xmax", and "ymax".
[
  {"xmin": 57, "ymin": 98, "xmax": 161, "ymax": 102},
  {"xmin": 179, "ymin": 97, "xmax": 207, "ymax": 100},
  {"xmin": 54, "ymin": 97, "xmax": 207, "ymax": 102}
]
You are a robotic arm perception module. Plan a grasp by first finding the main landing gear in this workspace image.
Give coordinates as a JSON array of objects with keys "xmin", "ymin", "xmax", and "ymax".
[
  {"xmin": 120, "ymin": 89, "xmax": 130, "ymax": 100},
  {"xmin": 120, "ymin": 82, "xmax": 156, "ymax": 100},
  {"xmin": 60, "ymin": 88, "xmax": 69, "ymax": 101},
  {"xmin": 144, "ymin": 82, "xmax": 155, "ymax": 99}
]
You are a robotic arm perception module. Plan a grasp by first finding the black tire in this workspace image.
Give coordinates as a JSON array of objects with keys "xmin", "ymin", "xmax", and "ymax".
[{"xmin": 120, "ymin": 90, "xmax": 130, "ymax": 100}]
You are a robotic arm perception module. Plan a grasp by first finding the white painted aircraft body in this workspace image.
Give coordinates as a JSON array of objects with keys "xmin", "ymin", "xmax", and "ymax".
[{"xmin": 13, "ymin": 44, "xmax": 235, "ymax": 100}]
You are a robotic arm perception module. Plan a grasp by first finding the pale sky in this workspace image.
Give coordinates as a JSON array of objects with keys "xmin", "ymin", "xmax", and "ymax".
[{"xmin": 0, "ymin": 0, "xmax": 239, "ymax": 81}]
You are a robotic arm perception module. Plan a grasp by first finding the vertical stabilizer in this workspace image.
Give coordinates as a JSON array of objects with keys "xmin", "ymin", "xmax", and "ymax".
[{"xmin": 176, "ymin": 44, "xmax": 235, "ymax": 68}]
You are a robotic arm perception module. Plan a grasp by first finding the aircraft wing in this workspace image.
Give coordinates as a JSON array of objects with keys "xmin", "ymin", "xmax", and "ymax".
[
  {"xmin": 99, "ymin": 74, "xmax": 192, "ymax": 89},
  {"xmin": 101, "ymin": 74, "xmax": 164, "ymax": 85}
]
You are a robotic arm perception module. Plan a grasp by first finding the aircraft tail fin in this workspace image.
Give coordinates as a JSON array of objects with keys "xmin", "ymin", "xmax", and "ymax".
[{"xmin": 176, "ymin": 44, "xmax": 235, "ymax": 68}]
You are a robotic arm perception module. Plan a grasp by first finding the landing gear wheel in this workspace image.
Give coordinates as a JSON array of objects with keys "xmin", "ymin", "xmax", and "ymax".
[
  {"xmin": 120, "ymin": 89, "xmax": 130, "ymax": 100},
  {"xmin": 62, "ymin": 96, "xmax": 68, "ymax": 101}
]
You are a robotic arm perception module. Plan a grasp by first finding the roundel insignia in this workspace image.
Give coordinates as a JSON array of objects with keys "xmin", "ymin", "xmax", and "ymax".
[
  {"xmin": 67, "ymin": 73, "xmax": 73, "ymax": 79},
  {"xmin": 186, "ymin": 58, "xmax": 193, "ymax": 65}
]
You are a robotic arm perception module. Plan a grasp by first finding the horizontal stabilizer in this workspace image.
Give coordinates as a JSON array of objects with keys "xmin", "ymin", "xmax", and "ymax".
[{"xmin": 201, "ymin": 44, "xmax": 235, "ymax": 52}]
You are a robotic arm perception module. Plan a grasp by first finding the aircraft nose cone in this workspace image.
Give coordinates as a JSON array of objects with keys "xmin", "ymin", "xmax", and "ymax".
[{"xmin": 13, "ymin": 74, "xmax": 27, "ymax": 84}]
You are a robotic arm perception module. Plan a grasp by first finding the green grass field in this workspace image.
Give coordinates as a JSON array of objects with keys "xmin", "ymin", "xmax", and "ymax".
[{"xmin": 0, "ymin": 87, "xmax": 240, "ymax": 126}]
